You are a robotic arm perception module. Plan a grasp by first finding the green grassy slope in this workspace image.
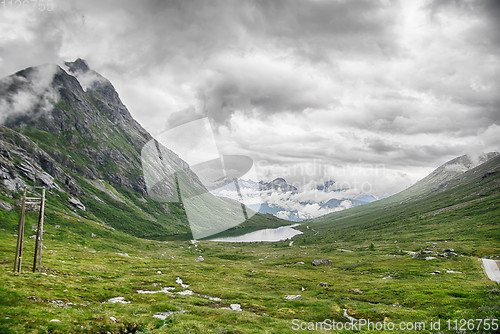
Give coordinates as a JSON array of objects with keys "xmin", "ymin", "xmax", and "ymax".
[
  {"xmin": 1, "ymin": 187, "xmax": 499, "ymax": 333},
  {"xmin": 301, "ymin": 155, "xmax": 499, "ymax": 255}
]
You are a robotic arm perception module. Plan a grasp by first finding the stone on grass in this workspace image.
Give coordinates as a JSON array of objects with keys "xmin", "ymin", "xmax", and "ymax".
[
  {"xmin": 349, "ymin": 288, "xmax": 363, "ymax": 294},
  {"xmin": 195, "ymin": 256, "xmax": 204, "ymax": 262},
  {"xmin": 312, "ymin": 258, "xmax": 332, "ymax": 266},
  {"xmin": 153, "ymin": 310, "xmax": 186, "ymax": 320},
  {"xmin": 68, "ymin": 197, "xmax": 86, "ymax": 211},
  {"xmin": 230, "ymin": 304, "xmax": 242, "ymax": 311},
  {"xmin": 284, "ymin": 295, "xmax": 301, "ymax": 300},
  {"xmin": 106, "ymin": 297, "xmax": 130, "ymax": 304}
]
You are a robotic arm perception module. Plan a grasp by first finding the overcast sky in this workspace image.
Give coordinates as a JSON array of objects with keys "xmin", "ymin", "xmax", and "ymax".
[{"xmin": 1, "ymin": 0, "xmax": 499, "ymax": 196}]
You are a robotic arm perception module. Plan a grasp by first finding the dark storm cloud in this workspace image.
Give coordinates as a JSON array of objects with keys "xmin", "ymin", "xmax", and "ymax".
[
  {"xmin": 253, "ymin": 0, "xmax": 400, "ymax": 60},
  {"xmin": 32, "ymin": 0, "xmax": 401, "ymax": 126},
  {"xmin": 426, "ymin": 0, "xmax": 500, "ymax": 50}
]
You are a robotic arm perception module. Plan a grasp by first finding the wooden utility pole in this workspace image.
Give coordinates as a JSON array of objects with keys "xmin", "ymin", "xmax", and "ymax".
[
  {"xmin": 33, "ymin": 187, "xmax": 46, "ymax": 273},
  {"xmin": 14, "ymin": 187, "xmax": 27, "ymax": 273}
]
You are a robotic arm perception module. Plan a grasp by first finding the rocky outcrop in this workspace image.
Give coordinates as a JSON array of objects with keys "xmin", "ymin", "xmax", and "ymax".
[
  {"xmin": 1, "ymin": 60, "xmax": 164, "ymax": 196},
  {"xmin": 68, "ymin": 197, "xmax": 86, "ymax": 211},
  {"xmin": 0, "ymin": 126, "xmax": 77, "ymax": 194},
  {"xmin": 311, "ymin": 258, "xmax": 332, "ymax": 266}
]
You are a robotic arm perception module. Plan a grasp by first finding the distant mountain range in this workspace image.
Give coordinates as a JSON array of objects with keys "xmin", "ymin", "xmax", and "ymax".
[{"xmin": 211, "ymin": 177, "xmax": 378, "ymax": 221}]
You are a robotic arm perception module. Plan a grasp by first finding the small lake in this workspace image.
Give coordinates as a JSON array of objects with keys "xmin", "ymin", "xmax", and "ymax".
[{"xmin": 208, "ymin": 224, "xmax": 303, "ymax": 243}]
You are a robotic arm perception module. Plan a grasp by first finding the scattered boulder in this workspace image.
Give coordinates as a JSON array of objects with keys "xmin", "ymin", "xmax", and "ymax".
[
  {"xmin": 349, "ymin": 288, "xmax": 363, "ymax": 294},
  {"xmin": 91, "ymin": 233, "xmax": 96, "ymax": 238},
  {"xmin": 153, "ymin": 310, "xmax": 186, "ymax": 320},
  {"xmin": 317, "ymin": 282, "xmax": 328, "ymax": 287},
  {"xmin": 312, "ymin": 258, "xmax": 332, "ymax": 266},
  {"xmin": 68, "ymin": 197, "xmax": 86, "ymax": 211},
  {"xmin": 296, "ymin": 261, "xmax": 305, "ymax": 265},
  {"xmin": 105, "ymin": 297, "xmax": 130, "ymax": 304},
  {"xmin": 445, "ymin": 269, "xmax": 463, "ymax": 273},
  {"xmin": 229, "ymin": 304, "xmax": 242, "ymax": 311},
  {"xmin": 425, "ymin": 256, "xmax": 437, "ymax": 260},
  {"xmin": 194, "ymin": 256, "xmax": 204, "ymax": 262},
  {"xmin": 0, "ymin": 201, "xmax": 14, "ymax": 211},
  {"xmin": 284, "ymin": 295, "xmax": 301, "ymax": 300},
  {"xmin": 431, "ymin": 270, "xmax": 441, "ymax": 275},
  {"xmin": 412, "ymin": 251, "xmax": 425, "ymax": 258}
]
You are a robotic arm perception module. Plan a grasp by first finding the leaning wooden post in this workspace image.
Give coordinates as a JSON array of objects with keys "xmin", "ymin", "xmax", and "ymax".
[
  {"xmin": 14, "ymin": 187, "xmax": 27, "ymax": 273},
  {"xmin": 33, "ymin": 187, "xmax": 46, "ymax": 273}
]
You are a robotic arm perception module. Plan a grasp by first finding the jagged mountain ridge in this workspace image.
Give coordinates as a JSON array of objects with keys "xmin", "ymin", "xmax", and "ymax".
[{"xmin": 0, "ymin": 59, "xmax": 204, "ymax": 196}]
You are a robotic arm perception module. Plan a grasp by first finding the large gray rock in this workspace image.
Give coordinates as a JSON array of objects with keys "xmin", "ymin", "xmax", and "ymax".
[
  {"xmin": 0, "ymin": 200, "xmax": 13, "ymax": 211},
  {"xmin": 284, "ymin": 295, "xmax": 301, "ymax": 300},
  {"xmin": 312, "ymin": 258, "xmax": 332, "ymax": 266},
  {"xmin": 68, "ymin": 197, "xmax": 86, "ymax": 211}
]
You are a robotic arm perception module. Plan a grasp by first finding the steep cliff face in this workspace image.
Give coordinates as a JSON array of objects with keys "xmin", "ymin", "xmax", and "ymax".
[
  {"xmin": 0, "ymin": 126, "xmax": 78, "ymax": 194},
  {"xmin": 0, "ymin": 60, "xmax": 205, "ymax": 238},
  {"xmin": 0, "ymin": 59, "xmax": 286, "ymax": 239},
  {"xmin": 1, "ymin": 60, "xmax": 150, "ymax": 194}
]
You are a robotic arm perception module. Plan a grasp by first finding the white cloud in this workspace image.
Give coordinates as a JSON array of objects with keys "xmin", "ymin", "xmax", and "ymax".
[{"xmin": 0, "ymin": 64, "xmax": 60, "ymax": 125}]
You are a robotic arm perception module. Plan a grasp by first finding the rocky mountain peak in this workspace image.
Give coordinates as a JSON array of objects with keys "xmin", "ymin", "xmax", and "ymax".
[
  {"xmin": 316, "ymin": 180, "xmax": 336, "ymax": 192},
  {"xmin": 0, "ymin": 60, "xmax": 187, "ymax": 196},
  {"xmin": 64, "ymin": 58, "xmax": 90, "ymax": 73},
  {"xmin": 261, "ymin": 177, "xmax": 297, "ymax": 193}
]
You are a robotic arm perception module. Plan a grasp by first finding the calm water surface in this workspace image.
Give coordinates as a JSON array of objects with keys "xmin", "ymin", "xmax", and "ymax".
[{"xmin": 208, "ymin": 224, "xmax": 303, "ymax": 242}]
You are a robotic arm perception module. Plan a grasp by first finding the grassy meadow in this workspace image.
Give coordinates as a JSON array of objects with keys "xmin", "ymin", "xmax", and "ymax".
[{"xmin": 1, "ymin": 197, "xmax": 498, "ymax": 333}]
